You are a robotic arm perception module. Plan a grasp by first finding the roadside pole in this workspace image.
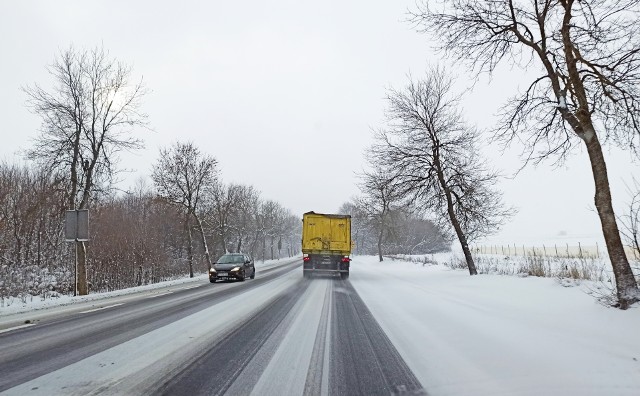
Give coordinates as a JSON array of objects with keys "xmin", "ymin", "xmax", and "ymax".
[
  {"xmin": 65, "ymin": 210, "xmax": 89, "ymax": 296},
  {"xmin": 74, "ymin": 240, "xmax": 78, "ymax": 296}
]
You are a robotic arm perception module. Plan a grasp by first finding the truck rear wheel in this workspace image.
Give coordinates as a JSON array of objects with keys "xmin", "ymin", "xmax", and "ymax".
[
  {"xmin": 303, "ymin": 270, "xmax": 311, "ymax": 279},
  {"xmin": 340, "ymin": 272, "xmax": 349, "ymax": 280}
]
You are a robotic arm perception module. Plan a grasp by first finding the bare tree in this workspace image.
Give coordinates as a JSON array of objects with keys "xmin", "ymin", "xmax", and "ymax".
[
  {"xmin": 152, "ymin": 142, "xmax": 218, "ymax": 277},
  {"xmin": 209, "ymin": 183, "xmax": 241, "ymax": 254},
  {"xmin": 279, "ymin": 212, "xmax": 301, "ymax": 258},
  {"xmin": 413, "ymin": 0, "xmax": 640, "ymax": 307},
  {"xmin": 370, "ymin": 69, "xmax": 513, "ymax": 275},
  {"xmin": 254, "ymin": 200, "xmax": 286, "ymax": 261},
  {"xmin": 357, "ymin": 166, "xmax": 405, "ymax": 262},
  {"xmin": 226, "ymin": 184, "xmax": 261, "ymax": 254},
  {"xmin": 23, "ymin": 46, "xmax": 147, "ymax": 295}
]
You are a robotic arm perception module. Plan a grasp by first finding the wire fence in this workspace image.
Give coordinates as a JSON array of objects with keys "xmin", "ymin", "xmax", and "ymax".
[{"xmin": 472, "ymin": 243, "xmax": 640, "ymax": 260}]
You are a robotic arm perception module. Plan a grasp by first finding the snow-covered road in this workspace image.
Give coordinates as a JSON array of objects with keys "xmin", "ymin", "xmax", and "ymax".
[{"xmin": 0, "ymin": 258, "xmax": 422, "ymax": 395}]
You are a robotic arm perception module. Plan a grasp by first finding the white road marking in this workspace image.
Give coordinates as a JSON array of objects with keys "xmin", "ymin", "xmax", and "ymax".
[
  {"xmin": 144, "ymin": 292, "xmax": 173, "ymax": 299},
  {"xmin": 0, "ymin": 323, "xmax": 36, "ymax": 334},
  {"xmin": 79, "ymin": 303, "xmax": 124, "ymax": 314}
]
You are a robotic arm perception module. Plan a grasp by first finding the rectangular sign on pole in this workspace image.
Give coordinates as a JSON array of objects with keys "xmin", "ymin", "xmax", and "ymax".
[
  {"xmin": 65, "ymin": 211, "xmax": 75, "ymax": 241},
  {"xmin": 65, "ymin": 210, "xmax": 89, "ymax": 242},
  {"xmin": 76, "ymin": 209, "xmax": 89, "ymax": 241}
]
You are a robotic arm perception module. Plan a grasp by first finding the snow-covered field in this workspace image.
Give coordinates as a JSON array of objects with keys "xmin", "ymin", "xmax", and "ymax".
[
  {"xmin": 350, "ymin": 256, "xmax": 640, "ymax": 396},
  {"xmin": 2, "ymin": 255, "xmax": 639, "ymax": 395}
]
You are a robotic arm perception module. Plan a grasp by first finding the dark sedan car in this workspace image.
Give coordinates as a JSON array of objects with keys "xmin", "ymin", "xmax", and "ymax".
[{"xmin": 209, "ymin": 253, "xmax": 255, "ymax": 283}]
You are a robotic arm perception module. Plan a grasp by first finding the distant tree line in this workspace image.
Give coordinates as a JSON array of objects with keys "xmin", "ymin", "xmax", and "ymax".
[
  {"xmin": 338, "ymin": 199, "xmax": 451, "ymax": 259},
  {"xmin": 0, "ymin": 164, "xmax": 69, "ymax": 300},
  {"xmin": 0, "ymin": 160, "xmax": 300, "ymax": 300}
]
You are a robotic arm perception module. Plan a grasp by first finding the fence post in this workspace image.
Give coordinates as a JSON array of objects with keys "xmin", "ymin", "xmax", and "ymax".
[{"xmin": 578, "ymin": 242, "xmax": 583, "ymax": 259}]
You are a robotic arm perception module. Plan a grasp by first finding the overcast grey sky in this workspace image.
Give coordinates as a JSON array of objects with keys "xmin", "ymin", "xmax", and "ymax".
[{"xmin": 1, "ymin": 1, "xmax": 638, "ymax": 246}]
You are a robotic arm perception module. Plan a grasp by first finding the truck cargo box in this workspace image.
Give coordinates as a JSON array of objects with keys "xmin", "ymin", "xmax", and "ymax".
[
  {"xmin": 301, "ymin": 211, "xmax": 352, "ymax": 279},
  {"xmin": 301, "ymin": 212, "xmax": 351, "ymax": 254}
]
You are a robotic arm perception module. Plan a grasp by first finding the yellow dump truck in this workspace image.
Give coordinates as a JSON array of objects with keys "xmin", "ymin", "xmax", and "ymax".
[{"xmin": 301, "ymin": 211, "xmax": 352, "ymax": 279}]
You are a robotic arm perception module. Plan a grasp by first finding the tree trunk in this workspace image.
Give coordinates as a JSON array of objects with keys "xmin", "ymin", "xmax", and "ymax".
[
  {"xmin": 76, "ymin": 241, "xmax": 89, "ymax": 294},
  {"xmin": 441, "ymin": 180, "xmax": 477, "ymax": 275},
  {"xmin": 447, "ymin": 206, "xmax": 477, "ymax": 276},
  {"xmin": 434, "ymin": 149, "xmax": 477, "ymax": 275},
  {"xmin": 185, "ymin": 213, "xmax": 194, "ymax": 278},
  {"xmin": 219, "ymin": 227, "xmax": 227, "ymax": 254},
  {"xmin": 584, "ymin": 133, "xmax": 639, "ymax": 308},
  {"xmin": 377, "ymin": 227, "xmax": 384, "ymax": 262},
  {"xmin": 194, "ymin": 213, "xmax": 212, "ymax": 270},
  {"xmin": 556, "ymin": 8, "xmax": 639, "ymax": 308},
  {"xmin": 74, "ymin": 167, "xmax": 93, "ymax": 295},
  {"xmin": 270, "ymin": 236, "xmax": 274, "ymax": 260}
]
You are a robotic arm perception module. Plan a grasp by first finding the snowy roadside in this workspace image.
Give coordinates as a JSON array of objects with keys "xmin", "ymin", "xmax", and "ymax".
[
  {"xmin": 350, "ymin": 255, "xmax": 640, "ymax": 396},
  {"xmin": 0, "ymin": 258, "xmax": 290, "ymax": 319}
]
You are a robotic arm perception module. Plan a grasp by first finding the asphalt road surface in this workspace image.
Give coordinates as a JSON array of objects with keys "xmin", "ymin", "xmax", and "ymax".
[{"xmin": 0, "ymin": 258, "xmax": 425, "ymax": 395}]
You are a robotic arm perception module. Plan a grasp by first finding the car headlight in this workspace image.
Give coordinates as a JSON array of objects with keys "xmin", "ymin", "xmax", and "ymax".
[
  {"xmin": 230, "ymin": 267, "xmax": 240, "ymax": 272},
  {"xmin": 209, "ymin": 268, "xmax": 216, "ymax": 273}
]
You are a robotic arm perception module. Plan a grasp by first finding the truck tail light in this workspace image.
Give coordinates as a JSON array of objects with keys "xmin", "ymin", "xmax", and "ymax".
[
  {"xmin": 303, "ymin": 256, "xmax": 310, "ymax": 262},
  {"xmin": 341, "ymin": 257, "xmax": 351, "ymax": 263}
]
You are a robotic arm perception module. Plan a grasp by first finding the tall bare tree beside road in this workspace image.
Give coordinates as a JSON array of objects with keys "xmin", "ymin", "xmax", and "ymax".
[
  {"xmin": 23, "ymin": 46, "xmax": 148, "ymax": 295},
  {"xmin": 370, "ymin": 69, "xmax": 512, "ymax": 275},
  {"xmin": 152, "ymin": 142, "xmax": 218, "ymax": 277},
  {"xmin": 413, "ymin": 0, "xmax": 640, "ymax": 307}
]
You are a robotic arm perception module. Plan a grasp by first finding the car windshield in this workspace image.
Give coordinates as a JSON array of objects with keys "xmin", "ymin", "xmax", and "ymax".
[{"xmin": 217, "ymin": 254, "xmax": 244, "ymax": 264}]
